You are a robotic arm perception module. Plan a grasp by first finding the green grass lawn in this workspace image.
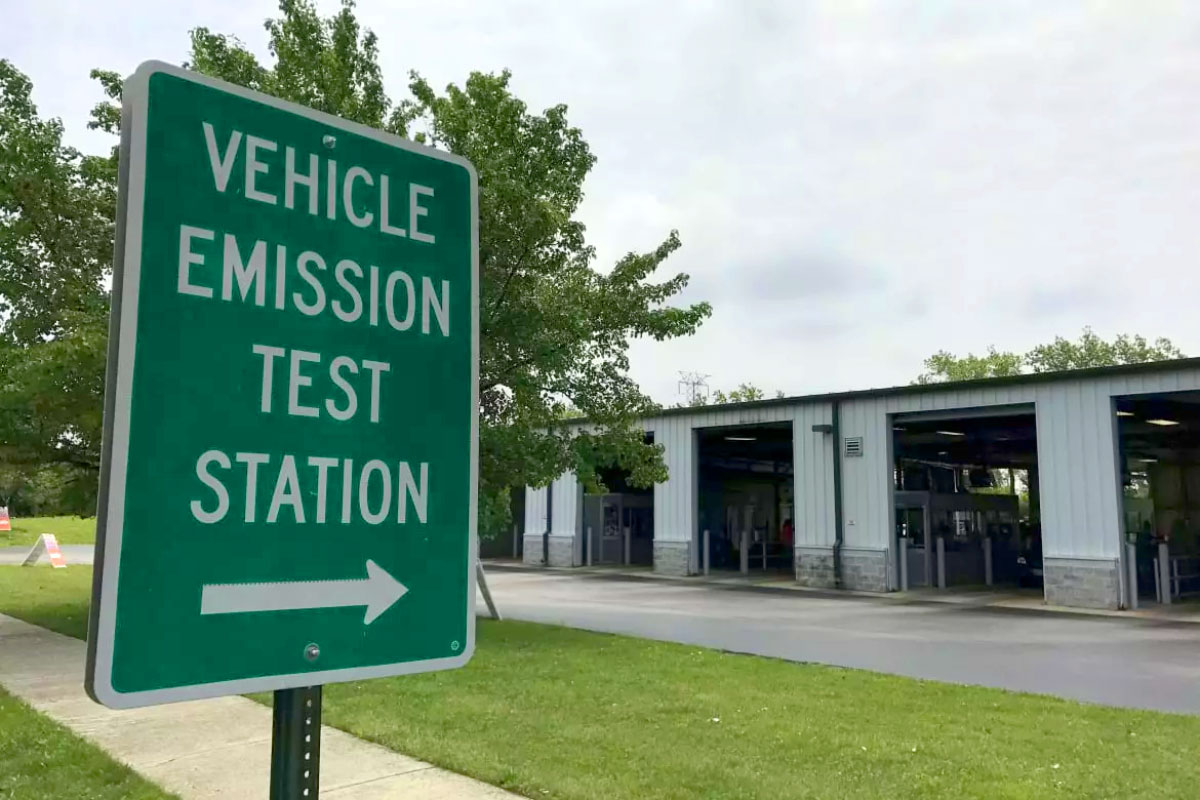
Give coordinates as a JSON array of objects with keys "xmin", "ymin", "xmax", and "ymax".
[
  {"xmin": 0, "ymin": 686, "xmax": 176, "ymax": 799},
  {"xmin": 0, "ymin": 515, "xmax": 97, "ymax": 548},
  {"xmin": 0, "ymin": 565, "xmax": 92, "ymax": 638},
  {"xmin": 3, "ymin": 565, "xmax": 1200, "ymax": 799},
  {"xmin": 0, "ymin": 568, "xmax": 172, "ymax": 799}
]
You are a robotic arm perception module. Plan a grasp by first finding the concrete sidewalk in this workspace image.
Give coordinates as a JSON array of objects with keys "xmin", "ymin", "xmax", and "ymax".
[{"xmin": 0, "ymin": 614, "xmax": 520, "ymax": 799}]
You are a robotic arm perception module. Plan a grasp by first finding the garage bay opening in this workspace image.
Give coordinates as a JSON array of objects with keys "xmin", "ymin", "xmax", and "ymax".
[
  {"xmin": 581, "ymin": 439, "xmax": 655, "ymax": 567},
  {"xmin": 892, "ymin": 409, "xmax": 1041, "ymax": 595},
  {"xmin": 1117, "ymin": 392, "xmax": 1200, "ymax": 604},
  {"xmin": 697, "ymin": 422, "xmax": 795, "ymax": 576}
]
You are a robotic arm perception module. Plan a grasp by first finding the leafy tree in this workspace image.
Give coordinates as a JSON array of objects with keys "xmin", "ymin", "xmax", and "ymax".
[
  {"xmin": 1025, "ymin": 327, "xmax": 1183, "ymax": 373},
  {"xmin": 677, "ymin": 382, "xmax": 774, "ymax": 407},
  {"xmin": 0, "ymin": 462, "xmax": 94, "ymax": 517},
  {"xmin": 0, "ymin": 463, "xmax": 23, "ymax": 509},
  {"xmin": 14, "ymin": 0, "xmax": 709, "ymax": 526},
  {"xmin": 916, "ymin": 328, "xmax": 1184, "ymax": 384},
  {"xmin": 0, "ymin": 59, "xmax": 114, "ymax": 490},
  {"xmin": 915, "ymin": 347, "xmax": 1023, "ymax": 384},
  {"xmin": 712, "ymin": 383, "xmax": 766, "ymax": 404}
]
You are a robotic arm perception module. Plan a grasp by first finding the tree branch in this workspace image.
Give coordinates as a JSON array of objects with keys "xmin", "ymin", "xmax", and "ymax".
[
  {"xmin": 483, "ymin": 339, "xmax": 577, "ymax": 393},
  {"xmin": 482, "ymin": 242, "xmax": 534, "ymax": 334}
]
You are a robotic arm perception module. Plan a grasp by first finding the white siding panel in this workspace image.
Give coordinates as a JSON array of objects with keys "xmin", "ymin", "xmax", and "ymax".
[
  {"xmin": 840, "ymin": 396, "xmax": 898, "ymax": 550},
  {"xmin": 524, "ymin": 486, "xmax": 548, "ymax": 534},
  {"xmin": 1037, "ymin": 382, "xmax": 1083, "ymax": 556},
  {"xmin": 793, "ymin": 402, "xmax": 835, "ymax": 546},
  {"xmin": 1082, "ymin": 384, "xmax": 1104, "ymax": 542},
  {"xmin": 654, "ymin": 417, "xmax": 696, "ymax": 542},
  {"xmin": 678, "ymin": 403, "xmax": 796, "ymax": 430},
  {"xmin": 1114, "ymin": 367, "xmax": 1200, "ymax": 396},
  {"xmin": 1036, "ymin": 386, "xmax": 1068, "ymax": 552},
  {"xmin": 1034, "ymin": 380, "xmax": 1127, "ymax": 560},
  {"xmin": 549, "ymin": 472, "xmax": 580, "ymax": 538}
]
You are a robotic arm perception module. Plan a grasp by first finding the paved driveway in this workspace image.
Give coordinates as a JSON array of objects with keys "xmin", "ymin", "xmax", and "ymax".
[
  {"xmin": 0, "ymin": 544, "xmax": 95, "ymax": 566},
  {"xmin": 483, "ymin": 567, "xmax": 1200, "ymax": 714}
]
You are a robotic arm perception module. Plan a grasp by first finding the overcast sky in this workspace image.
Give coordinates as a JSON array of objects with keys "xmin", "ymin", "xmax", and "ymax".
[{"xmin": 6, "ymin": 1, "xmax": 1200, "ymax": 403}]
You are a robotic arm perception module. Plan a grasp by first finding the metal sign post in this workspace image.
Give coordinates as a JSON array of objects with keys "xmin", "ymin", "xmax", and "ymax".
[
  {"xmin": 476, "ymin": 561, "xmax": 502, "ymax": 621},
  {"xmin": 270, "ymin": 686, "xmax": 322, "ymax": 800},
  {"xmin": 85, "ymin": 60, "xmax": 479, "ymax": 719}
]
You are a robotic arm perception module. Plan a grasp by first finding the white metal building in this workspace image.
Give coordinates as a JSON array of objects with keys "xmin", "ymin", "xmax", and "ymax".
[{"xmin": 522, "ymin": 360, "xmax": 1200, "ymax": 610}]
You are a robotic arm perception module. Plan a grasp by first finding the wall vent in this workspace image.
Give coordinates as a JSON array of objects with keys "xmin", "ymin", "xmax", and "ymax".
[{"xmin": 843, "ymin": 436, "xmax": 864, "ymax": 458}]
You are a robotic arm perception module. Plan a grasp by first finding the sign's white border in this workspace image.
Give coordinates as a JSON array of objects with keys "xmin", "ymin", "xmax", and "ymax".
[{"xmin": 85, "ymin": 61, "xmax": 479, "ymax": 709}]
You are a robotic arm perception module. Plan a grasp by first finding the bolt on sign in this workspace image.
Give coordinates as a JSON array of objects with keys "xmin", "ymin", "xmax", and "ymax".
[{"xmin": 86, "ymin": 62, "xmax": 478, "ymax": 709}]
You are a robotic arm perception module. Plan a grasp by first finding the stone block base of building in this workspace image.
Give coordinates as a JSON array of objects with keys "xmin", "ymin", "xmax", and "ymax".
[
  {"xmin": 654, "ymin": 541, "xmax": 692, "ymax": 576},
  {"xmin": 521, "ymin": 534, "xmax": 578, "ymax": 567},
  {"xmin": 795, "ymin": 546, "xmax": 836, "ymax": 588},
  {"xmin": 841, "ymin": 548, "xmax": 889, "ymax": 592},
  {"xmin": 795, "ymin": 546, "xmax": 889, "ymax": 591},
  {"xmin": 1044, "ymin": 557, "xmax": 1121, "ymax": 610},
  {"xmin": 522, "ymin": 534, "xmax": 545, "ymax": 566},
  {"xmin": 546, "ymin": 534, "xmax": 578, "ymax": 567}
]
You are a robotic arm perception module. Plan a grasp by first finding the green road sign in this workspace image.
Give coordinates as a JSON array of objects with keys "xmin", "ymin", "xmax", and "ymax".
[{"xmin": 86, "ymin": 62, "xmax": 478, "ymax": 709}]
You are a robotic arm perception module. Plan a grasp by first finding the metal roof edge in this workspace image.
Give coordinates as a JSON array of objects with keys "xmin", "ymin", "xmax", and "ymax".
[{"xmin": 635, "ymin": 357, "xmax": 1200, "ymax": 423}]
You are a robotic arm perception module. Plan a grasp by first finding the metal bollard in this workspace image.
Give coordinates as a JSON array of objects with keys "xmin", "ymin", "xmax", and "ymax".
[
  {"xmin": 703, "ymin": 530, "xmax": 710, "ymax": 576},
  {"xmin": 1125, "ymin": 541, "xmax": 1139, "ymax": 610},
  {"xmin": 936, "ymin": 536, "xmax": 946, "ymax": 590},
  {"xmin": 512, "ymin": 523, "xmax": 519, "ymax": 559},
  {"xmin": 624, "ymin": 527, "xmax": 631, "ymax": 567},
  {"xmin": 586, "ymin": 526, "xmax": 594, "ymax": 567},
  {"xmin": 1159, "ymin": 542, "xmax": 1171, "ymax": 605},
  {"xmin": 1172, "ymin": 558, "xmax": 1181, "ymax": 600},
  {"xmin": 899, "ymin": 537, "xmax": 909, "ymax": 592},
  {"xmin": 740, "ymin": 529, "xmax": 749, "ymax": 575},
  {"xmin": 983, "ymin": 536, "xmax": 993, "ymax": 587}
]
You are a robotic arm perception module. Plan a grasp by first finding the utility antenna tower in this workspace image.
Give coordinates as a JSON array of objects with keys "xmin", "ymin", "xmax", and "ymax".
[{"xmin": 677, "ymin": 371, "xmax": 710, "ymax": 406}]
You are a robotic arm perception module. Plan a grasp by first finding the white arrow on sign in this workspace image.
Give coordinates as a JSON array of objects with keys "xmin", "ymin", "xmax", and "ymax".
[{"xmin": 200, "ymin": 559, "xmax": 408, "ymax": 624}]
